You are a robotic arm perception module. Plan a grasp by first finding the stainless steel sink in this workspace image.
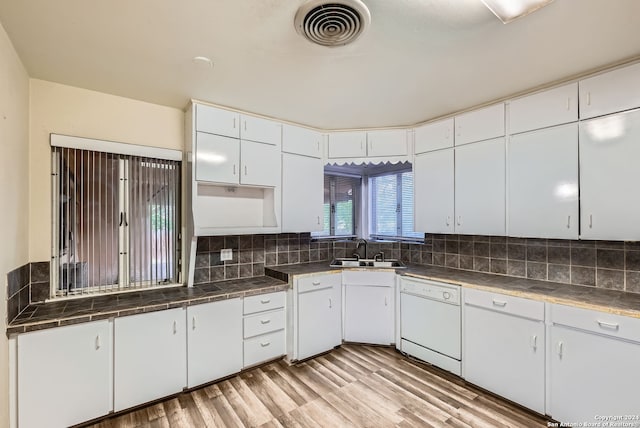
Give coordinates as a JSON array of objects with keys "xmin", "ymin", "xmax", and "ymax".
[{"xmin": 329, "ymin": 258, "xmax": 406, "ymax": 269}]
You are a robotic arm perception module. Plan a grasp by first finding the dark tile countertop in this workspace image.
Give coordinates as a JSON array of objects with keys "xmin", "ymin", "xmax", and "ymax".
[
  {"xmin": 267, "ymin": 262, "xmax": 640, "ymax": 318},
  {"xmin": 7, "ymin": 276, "xmax": 287, "ymax": 336}
]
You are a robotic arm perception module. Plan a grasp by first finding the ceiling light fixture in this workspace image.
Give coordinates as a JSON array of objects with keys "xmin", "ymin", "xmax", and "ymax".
[
  {"xmin": 480, "ymin": 0, "xmax": 554, "ymax": 24},
  {"xmin": 192, "ymin": 56, "xmax": 214, "ymax": 68}
]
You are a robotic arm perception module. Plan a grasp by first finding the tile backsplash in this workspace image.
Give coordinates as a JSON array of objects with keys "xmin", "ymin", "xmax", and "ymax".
[
  {"xmin": 194, "ymin": 233, "xmax": 332, "ymax": 285},
  {"xmin": 6, "ymin": 261, "xmax": 51, "ymax": 322},
  {"xmin": 408, "ymin": 234, "xmax": 640, "ymax": 294}
]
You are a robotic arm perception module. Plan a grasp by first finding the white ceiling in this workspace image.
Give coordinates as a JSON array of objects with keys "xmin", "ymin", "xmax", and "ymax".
[{"xmin": 1, "ymin": 0, "xmax": 639, "ymax": 129}]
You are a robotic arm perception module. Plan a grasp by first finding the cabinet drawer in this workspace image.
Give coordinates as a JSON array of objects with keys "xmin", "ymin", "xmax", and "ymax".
[
  {"xmin": 464, "ymin": 288, "xmax": 544, "ymax": 321},
  {"xmin": 243, "ymin": 330, "xmax": 286, "ymax": 367},
  {"xmin": 550, "ymin": 304, "xmax": 640, "ymax": 342},
  {"xmin": 244, "ymin": 291, "xmax": 285, "ymax": 315},
  {"xmin": 243, "ymin": 309, "xmax": 285, "ymax": 338},
  {"xmin": 342, "ymin": 270, "xmax": 396, "ymax": 286},
  {"xmin": 298, "ymin": 273, "xmax": 341, "ymax": 293}
]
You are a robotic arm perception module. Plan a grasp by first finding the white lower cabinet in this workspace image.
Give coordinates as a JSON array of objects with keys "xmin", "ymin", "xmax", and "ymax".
[
  {"xmin": 187, "ymin": 298, "xmax": 242, "ymax": 388},
  {"xmin": 17, "ymin": 320, "xmax": 112, "ymax": 428},
  {"xmin": 295, "ymin": 273, "xmax": 342, "ymax": 361},
  {"xmin": 243, "ymin": 292, "xmax": 286, "ymax": 368},
  {"xmin": 114, "ymin": 308, "xmax": 187, "ymax": 412},
  {"xmin": 343, "ymin": 271, "xmax": 395, "ymax": 345},
  {"xmin": 548, "ymin": 304, "xmax": 640, "ymax": 424},
  {"xmin": 463, "ymin": 289, "xmax": 545, "ymax": 414}
]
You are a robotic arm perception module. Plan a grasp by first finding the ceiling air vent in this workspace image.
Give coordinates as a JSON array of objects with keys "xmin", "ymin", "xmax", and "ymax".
[{"xmin": 294, "ymin": 0, "xmax": 371, "ymax": 47}]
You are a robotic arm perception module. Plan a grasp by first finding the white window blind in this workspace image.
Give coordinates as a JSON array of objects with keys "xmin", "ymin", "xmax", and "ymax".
[
  {"xmin": 370, "ymin": 171, "xmax": 423, "ymax": 240},
  {"xmin": 314, "ymin": 174, "xmax": 360, "ymax": 237},
  {"xmin": 52, "ymin": 146, "xmax": 181, "ymax": 297}
]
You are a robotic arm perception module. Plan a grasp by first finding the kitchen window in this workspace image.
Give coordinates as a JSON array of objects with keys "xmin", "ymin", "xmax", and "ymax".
[
  {"xmin": 314, "ymin": 174, "xmax": 360, "ymax": 238},
  {"xmin": 51, "ymin": 136, "xmax": 181, "ymax": 297},
  {"xmin": 369, "ymin": 170, "xmax": 423, "ymax": 240}
]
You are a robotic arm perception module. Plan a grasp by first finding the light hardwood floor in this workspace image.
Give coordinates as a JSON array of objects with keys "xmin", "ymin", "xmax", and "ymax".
[{"xmin": 86, "ymin": 345, "xmax": 551, "ymax": 428}]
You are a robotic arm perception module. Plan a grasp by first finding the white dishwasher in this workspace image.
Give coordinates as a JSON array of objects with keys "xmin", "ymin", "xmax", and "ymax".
[{"xmin": 400, "ymin": 276, "xmax": 461, "ymax": 375}]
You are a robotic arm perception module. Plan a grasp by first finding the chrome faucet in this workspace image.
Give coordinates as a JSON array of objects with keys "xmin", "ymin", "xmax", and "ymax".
[
  {"xmin": 354, "ymin": 239, "xmax": 368, "ymax": 259},
  {"xmin": 374, "ymin": 251, "xmax": 385, "ymax": 262}
]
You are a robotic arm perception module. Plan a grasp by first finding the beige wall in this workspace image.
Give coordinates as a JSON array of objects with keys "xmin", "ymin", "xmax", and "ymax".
[
  {"xmin": 29, "ymin": 79, "xmax": 185, "ymax": 262},
  {"xmin": 0, "ymin": 22, "xmax": 30, "ymax": 428}
]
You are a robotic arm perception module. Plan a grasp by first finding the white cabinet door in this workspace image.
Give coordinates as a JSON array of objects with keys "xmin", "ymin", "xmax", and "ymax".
[
  {"xmin": 114, "ymin": 308, "xmax": 186, "ymax": 412},
  {"xmin": 282, "ymin": 124, "xmax": 323, "ymax": 158},
  {"xmin": 414, "ymin": 148, "xmax": 454, "ymax": 233},
  {"xmin": 195, "ymin": 104, "xmax": 240, "ymax": 138},
  {"xmin": 580, "ymin": 109, "xmax": 640, "ymax": 240},
  {"xmin": 366, "ymin": 129, "xmax": 409, "ymax": 157},
  {"xmin": 187, "ymin": 299, "xmax": 242, "ymax": 388},
  {"xmin": 17, "ymin": 321, "xmax": 112, "ymax": 428},
  {"xmin": 298, "ymin": 285, "xmax": 342, "ymax": 360},
  {"xmin": 240, "ymin": 140, "xmax": 280, "ymax": 187},
  {"xmin": 508, "ymin": 124, "xmax": 579, "ymax": 239},
  {"xmin": 509, "ymin": 83, "xmax": 578, "ymax": 134},
  {"xmin": 195, "ymin": 132, "xmax": 239, "ymax": 184},
  {"xmin": 328, "ymin": 131, "xmax": 367, "ymax": 158},
  {"xmin": 455, "ymin": 104, "xmax": 505, "ymax": 146},
  {"xmin": 464, "ymin": 305, "xmax": 545, "ymax": 414},
  {"xmin": 240, "ymin": 114, "xmax": 282, "ymax": 146},
  {"xmin": 282, "ymin": 153, "xmax": 323, "ymax": 232},
  {"xmin": 579, "ymin": 62, "xmax": 640, "ymax": 119},
  {"xmin": 344, "ymin": 285, "xmax": 393, "ymax": 345},
  {"xmin": 414, "ymin": 118, "xmax": 454, "ymax": 154},
  {"xmin": 455, "ymin": 138, "xmax": 505, "ymax": 235},
  {"xmin": 549, "ymin": 324, "xmax": 640, "ymax": 423}
]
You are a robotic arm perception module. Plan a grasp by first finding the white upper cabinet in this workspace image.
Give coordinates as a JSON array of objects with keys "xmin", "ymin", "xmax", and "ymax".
[
  {"xmin": 195, "ymin": 132, "xmax": 240, "ymax": 184},
  {"xmin": 195, "ymin": 104, "xmax": 240, "ymax": 138},
  {"xmin": 282, "ymin": 153, "xmax": 324, "ymax": 232},
  {"xmin": 414, "ymin": 148, "xmax": 455, "ymax": 234},
  {"xmin": 240, "ymin": 140, "xmax": 280, "ymax": 187},
  {"xmin": 366, "ymin": 129, "xmax": 409, "ymax": 157},
  {"xmin": 579, "ymin": 62, "xmax": 640, "ymax": 120},
  {"xmin": 508, "ymin": 124, "xmax": 579, "ymax": 239},
  {"xmin": 509, "ymin": 83, "xmax": 578, "ymax": 134},
  {"xmin": 282, "ymin": 124, "xmax": 323, "ymax": 158},
  {"xmin": 455, "ymin": 137, "xmax": 505, "ymax": 235},
  {"xmin": 240, "ymin": 114, "xmax": 282, "ymax": 145},
  {"xmin": 455, "ymin": 103, "xmax": 505, "ymax": 146},
  {"xmin": 579, "ymin": 108, "xmax": 640, "ymax": 240},
  {"xmin": 414, "ymin": 118, "xmax": 454, "ymax": 154},
  {"xmin": 327, "ymin": 131, "xmax": 367, "ymax": 158}
]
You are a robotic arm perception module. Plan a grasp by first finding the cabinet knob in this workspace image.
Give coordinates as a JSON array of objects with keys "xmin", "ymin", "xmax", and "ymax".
[
  {"xmin": 589, "ymin": 214, "xmax": 593, "ymax": 229},
  {"xmin": 557, "ymin": 341, "xmax": 564, "ymax": 358},
  {"xmin": 173, "ymin": 321, "xmax": 177, "ymax": 334},
  {"xmin": 233, "ymin": 118, "xmax": 236, "ymax": 129},
  {"xmin": 531, "ymin": 335, "xmax": 537, "ymax": 350},
  {"xmin": 192, "ymin": 316, "xmax": 197, "ymax": 330},
  {"xmin": 567, "ymin": 215, "xmax": 571, "ymax": 229},
  {"xmin": 95, "ymin": 335, "xmax": 101, "ymax": 350},
  {"xmin": 446, "ymin": 216, "xmax": 451, "ymax": 227},
  {"xmin": 457, "ymin": 216, "xmax": 462, "ymax": 226},
  {"xmin": 329, "ymin": 298, "xmax": 332, "ymax": 309},
  {"xmin": 586, "ymin": 92, "xmax": 591, "ymax": 106},
  {"xmin": 244, "ymin": 165, "xmax": 248, "ymax": 175}
]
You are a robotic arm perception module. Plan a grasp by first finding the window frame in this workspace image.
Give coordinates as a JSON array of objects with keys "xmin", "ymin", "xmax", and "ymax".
[
  {"xmin": 368, "ymin": 168, "xmax": 424, "ymax": 243},
  {"xmin": 313, "ymin": 173, "xmax": 361, "ymax": 239}
]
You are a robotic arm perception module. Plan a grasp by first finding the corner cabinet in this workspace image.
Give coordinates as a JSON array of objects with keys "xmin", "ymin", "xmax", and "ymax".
[
  {"xmin": 114, "ymin": 308, "xmax": 187, "ymax": 412},
  {"xmin": 17, "ymin": 320, "xmax": 113, "ymax": 428},
  {"xmin": 548, "ymin": 304, "xmax": 640, "ymax": 423},
  {"xmin": 579, "ymin": 61, "xmax": 640, "ymax": 120},
  {"xmin": 463, "ymin": 289, "xmax": 545, "ymax": 414},
  {"xmin": 343, "ymin": 271, "xmax": 395, "ymax": 345}
]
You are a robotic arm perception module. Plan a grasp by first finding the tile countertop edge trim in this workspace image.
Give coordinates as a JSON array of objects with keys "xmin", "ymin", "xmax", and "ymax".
[
  {"xmin": 7, "ymin": 283, "xmax": 290, "ymax": 337},
  {"xmin": 403, "ymin": 272, "xmax": 640, "ymax": 320}
]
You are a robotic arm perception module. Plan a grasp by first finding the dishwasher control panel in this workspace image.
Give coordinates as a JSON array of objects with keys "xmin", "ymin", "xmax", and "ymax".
[{"xmin": 400, "ymin": 278, "xmax": 460, "ymax": 305}]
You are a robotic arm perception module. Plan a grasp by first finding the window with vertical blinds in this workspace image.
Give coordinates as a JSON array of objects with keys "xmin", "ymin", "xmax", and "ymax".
[
  {"xmin": 314, "ymin": 174, "xmax": 360, "ymax": 237},
  {"xmin": 52, "ymin": 146, "xmax": 181, "ymax": 297},
  {"xmin": 370, "ymin": 171, "xmax": 423, "ymax": 240}
]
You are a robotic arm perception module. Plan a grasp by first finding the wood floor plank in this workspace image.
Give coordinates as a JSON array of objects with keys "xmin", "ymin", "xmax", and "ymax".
[{"xmin": 87, "ymin": 344, "xmax": 551, "ymax": 428}]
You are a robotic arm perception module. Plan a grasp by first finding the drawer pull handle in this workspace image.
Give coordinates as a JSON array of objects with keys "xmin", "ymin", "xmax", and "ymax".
[
  {"xmin": 557, "ymin": 341, "xmax": 564, "ymax": 358},
  {"xmin": 261, "ymin": 299, "xmax": 271, "ymax": 304},
  {"xmin": 492, "ymin": 299, "xmax": 507, "ymax": 307},
  {"xmin": 95, "ymin": 335, "xmax": 101, "ymax": 350},
  {"xmin": 260, "ymin": 341, "xmax": 271, "ymax": 347},
  {"xmin": 531, "ymin": 335, "xmax": 537, "ymax": 350},
  {"xmin": 312, "ymin": 281, "xmax": 321, "ymax": 286},
  {"xmin": 597, "ymin": 320, "xmax": 619, "ymax": 330},
  {"xmin": 260, "ymin": 319, "xmax": 271, "ymax": 325}
]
